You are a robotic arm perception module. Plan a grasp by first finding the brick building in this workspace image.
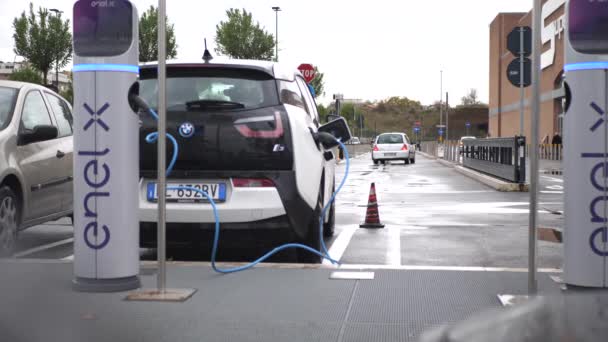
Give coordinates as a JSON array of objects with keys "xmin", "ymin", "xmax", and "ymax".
[{"xmin": 489, "ymin": 0, "xmax": 566, "ymax": 143}]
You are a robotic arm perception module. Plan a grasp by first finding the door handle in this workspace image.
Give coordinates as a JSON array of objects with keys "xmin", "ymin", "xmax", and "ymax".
[{"xmin": 56, "ymin": 150, "xmax": 66, "ymax": 159}]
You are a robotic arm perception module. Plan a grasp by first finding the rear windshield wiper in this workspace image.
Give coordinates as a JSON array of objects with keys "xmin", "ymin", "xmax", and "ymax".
[{"xmin": 185, "ymin": 99, "xmax": 245, "ymax": 109}]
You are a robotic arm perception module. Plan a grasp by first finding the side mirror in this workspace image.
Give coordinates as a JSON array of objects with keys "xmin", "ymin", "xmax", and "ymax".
[
  {"xmin": 20, "ymin": 125, "xmax": 58, "ymax": 145},
  {"xmin": 317, "ymin": 117, "xmax": 352, "ymax": 149}
]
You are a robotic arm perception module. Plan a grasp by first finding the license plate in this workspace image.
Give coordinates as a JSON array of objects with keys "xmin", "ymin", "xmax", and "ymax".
[
  {"xmin": 385, "ymin": 153, "xmax": 396, "ymax": 157},
  {"xmin": 147, "ymin": 182, "xmax": 226, "ymax": 202}
]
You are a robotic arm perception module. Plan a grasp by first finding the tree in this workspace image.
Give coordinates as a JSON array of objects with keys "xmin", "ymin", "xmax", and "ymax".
[
  {"xmin": 317, "ymin": 103, "xmax": 329, "ymax": 123},
  {"xmin": 309, "ymin": 67, "xmax": 325, "ymax": 99},
  {"xmin": 215, "ymin": 9, "xmax": 275, "ymax": 60},
  {"xmin": 8, "ymin": 66, "xmax": 41, "ymax": 84},
  {"xmin": 60, "ymin": 72, "xmax": 73, "ymax": 104},
  {"xmin": 13, "ymin": 3, "xmax": 72, "ymax": 85},
  {"xmin": 139, "ymin": 5, "xmax": 178, "ymax": 62},
  {"xmin": 461, "ymin": 88, "xmax": 480, "ymax": 106}
]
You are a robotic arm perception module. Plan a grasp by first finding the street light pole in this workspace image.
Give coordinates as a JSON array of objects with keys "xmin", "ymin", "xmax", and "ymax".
[
  {"xmin": 440, "ymin": 70, "xmax": 443, "ymax": 143},
  {"xmin": 272, "ymin": 7, "xmax": 281, "ymax": 62},
  {"xmin": 49, "ymin": 8, "xmax": 63, "ymax": 90}
]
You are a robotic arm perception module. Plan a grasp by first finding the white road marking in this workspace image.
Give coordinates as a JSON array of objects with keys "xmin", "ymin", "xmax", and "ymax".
[
  {"xmin": 542, "ymin": 176, "xmax": 563, "ymax": 183},
  {"xmin": 546, "ymin": 185, "xmax": 564, "ymax": 190},
  {"xmin": 541, "ymin": 191, "xmax": 563, "ymax": 194},
  {"xmin": 13, "ymin": 238, "xmax": 74, "ymax": 258},
  {"xmin": 61, "ymin": 254, "xmax": 74, "ymax": 261},
  {"xmin": 337, "ymin": 264, "xmax": 562, "ymax": 273},
  {"xmin": 324, "ymin": 226, "xmax": 357, "ymax": 265},
  {"xmin": 387, "ymin": 226, "xmax": 401, "ymax": 266}
]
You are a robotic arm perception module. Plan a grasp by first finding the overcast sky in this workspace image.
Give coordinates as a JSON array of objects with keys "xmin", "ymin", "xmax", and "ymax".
[{"xmin": 0, "ymin": 0, "xmax": 532, "ymax": 105}]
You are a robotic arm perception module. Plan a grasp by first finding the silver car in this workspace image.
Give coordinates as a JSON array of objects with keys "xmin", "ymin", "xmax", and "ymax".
[
  {"xmin": 372, "ymin": 132, "xmax": 416, "ymax": 165},
  {"xmin": 0, "ymin": 81, "xmax": 73, "ymax": 255}
]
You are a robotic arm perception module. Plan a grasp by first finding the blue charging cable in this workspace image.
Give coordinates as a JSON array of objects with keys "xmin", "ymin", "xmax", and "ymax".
[{"xmin": 145, "ymin": 108, "xmax": 348, "ymax": 273}]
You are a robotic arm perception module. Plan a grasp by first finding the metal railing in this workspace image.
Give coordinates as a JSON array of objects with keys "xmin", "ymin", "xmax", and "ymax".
[
  {"xmin": 526, "ymin": 144, "xmax": 563, "ymax": 161},
  {"xmin": 463, "ymin": 137, "xmax": 527, "ymax": 183}
]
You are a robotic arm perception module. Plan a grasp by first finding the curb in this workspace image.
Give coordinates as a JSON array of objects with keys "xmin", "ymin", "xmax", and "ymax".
[
  {"xmin": 453, "ymin": 165, "xmax": 529, "ymax": 192},
  {"xmin": 436, "ymin": 158, "xmax": 455, "ymax": 168}
]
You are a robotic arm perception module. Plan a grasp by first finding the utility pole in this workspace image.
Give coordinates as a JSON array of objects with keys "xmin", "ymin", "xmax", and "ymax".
[
  {"xmin": 49, "ymin": 8, "xmax": 63, "ymax": 89},
  {"xmin": 446, "ymin": 92, "xmax": 449, "ymax": 142},
  {"xmin": 440, "ymin": 70, "xmax": 443, "ymax": 143},
  {"xmin": 272, "ymin": 7, "xmax": 281, "ymax": 62}
]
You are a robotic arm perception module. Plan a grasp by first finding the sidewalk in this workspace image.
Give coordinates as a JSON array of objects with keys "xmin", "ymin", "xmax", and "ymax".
[{"xmin": 0, "ymin": 260, "xmax": 562, "ymax": 342}]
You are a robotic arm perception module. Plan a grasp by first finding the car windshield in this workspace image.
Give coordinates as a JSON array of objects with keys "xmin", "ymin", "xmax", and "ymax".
[
  {"xmin": 139, "ymin": 68, "xmax": 279, "ymax": 111},
  {"xmin": 0, "ymin": 87, "xmax": 18, "ymax": 131},
  {"xmin": 377, "ymin": 134, "xmax": 404, "ymax": 144}
]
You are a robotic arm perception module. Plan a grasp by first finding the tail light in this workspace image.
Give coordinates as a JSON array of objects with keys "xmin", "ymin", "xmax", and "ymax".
[
  {"xmin": 373, "ymin": 145, "xmax": 379, "ymax": 151},
  {"xmin": 401, "ymin": 144, "xmax": 408, "ymax": 151},
  {"xmin": 234, "ymin": 112, "xmax": 284, "ymax": 138},
  {"xmin": 232, "ymin": 178, "xmax": 275, "ymax": 188}
]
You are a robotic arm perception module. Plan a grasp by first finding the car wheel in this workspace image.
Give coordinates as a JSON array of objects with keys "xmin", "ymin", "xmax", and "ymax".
[
  {"xmin": 380, "ymin": 160, "xmax": 386, "ymax": 165},
  {"xmin": 297, "ymin": 188, "xmax": 323, "ymax": 263},
  {"xmin": 404, "ymin": 158, "xmax": 410, "ymax": 165},
  {"xmin": 373, "ymin": 159, "xmax": 379, "ymax": 165},
  {"xmin": 0, "ymin": 186, "xmax": 19, "ymax": 257},
  {"xmin": 323, "ymin": 183, "xmax": 336, "ymax": 237},
  {"xmin": 410, "ymin": 158, "xmax": 416, "ymax": 164}
]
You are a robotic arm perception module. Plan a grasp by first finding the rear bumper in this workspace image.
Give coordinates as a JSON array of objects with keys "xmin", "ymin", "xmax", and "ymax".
[
  {"xmin": 138, "ymin": 170, "xmax": 315, "ymax": 240},
  {"xmin": 139, "ymin": 179, "xmax": 286, "ymax": 223},
  {"xmin": 372, "ymin": 151, "xmax": 412, "ymax": 160}
]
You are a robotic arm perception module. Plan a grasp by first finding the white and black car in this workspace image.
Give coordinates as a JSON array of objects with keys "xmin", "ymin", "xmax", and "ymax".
[{"xmin": 137, "ymin": 59, "xmax": 342, "ymax": 263}]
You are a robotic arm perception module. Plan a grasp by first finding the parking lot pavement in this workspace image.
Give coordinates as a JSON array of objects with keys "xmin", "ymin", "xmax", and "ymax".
[
  {"xmin": 11, "ymin": 153, "xmax": 563, "ymax": 268},
  {"xmin": 329, "ymin": 153, "xmax": 563, "ymax": 269}
]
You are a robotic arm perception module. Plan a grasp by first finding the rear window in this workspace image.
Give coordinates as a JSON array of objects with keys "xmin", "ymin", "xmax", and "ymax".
[
  {"xmin": 139, "ymin": 67, "xmax": 280, "ymax": 111},
  {"xmin": 377, "ymin": 134, "xmax": 404, "ymax": 144},
  {"xmin": 0, "ymin": 87, "xmax": 18, "ymax": 131}
]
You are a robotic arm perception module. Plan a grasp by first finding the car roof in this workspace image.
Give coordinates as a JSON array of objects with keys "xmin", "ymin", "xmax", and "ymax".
[
  {"xmin": 139, "ymin": 58, "xmax": 300, "ymax": 81},
  {"xmin": 0, "ymin": 80, "xmax": 62, "ymax": 97}
]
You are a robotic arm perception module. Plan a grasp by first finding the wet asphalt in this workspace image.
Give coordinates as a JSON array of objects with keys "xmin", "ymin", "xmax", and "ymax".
[{"xmin": 9, "ymin": 153, "xmax": 564, "ymax": 269}]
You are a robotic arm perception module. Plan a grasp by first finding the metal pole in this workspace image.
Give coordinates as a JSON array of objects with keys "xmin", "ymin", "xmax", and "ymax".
[
  {"xmin": 519, "ymin": 27, "xmax": 525, "ymax": 136},
  {"xmin": 440, "ymin": 71, "xmax": 443, "ymax": 142},
  {"xmin": 528, "ymin": 0, "xmax": 541, "ymax": 295},
  {"xmin": 157, "ymin": 0, "xmax": 167, "ymax": 293},
  {"xmin": 446, "ymin": 92, "xmax": 449, "ymax": 142},
  {"xmin": 272, "ymin": 7, "xmax": 280, "ymax": 62}
]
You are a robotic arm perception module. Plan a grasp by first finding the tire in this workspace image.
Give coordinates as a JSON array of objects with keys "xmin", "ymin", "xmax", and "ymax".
[
  {"xmin": 380, "ymin": 160, "xmax": 386, "ymax": 165},
  {"xmin": 373, "ymin": 159, "xmax": 379, "ymax": 165},
  {"xmin": 0, "ymin": 186, "xmax": 20, "ymax": 257},
  {"xmin": 410, "ymin": 158, "xmax": 416, "ymax": 164},
  {"xmin": 404, "ymin": 158, "xmax": 410, "ymax": 165},
  {"xmin": 297, "ymin": 188, "xmax": 323, "ymax": 263},
  {"xmin": 323, "ymin": 183, "xmax": 336, "ymax": 237}
]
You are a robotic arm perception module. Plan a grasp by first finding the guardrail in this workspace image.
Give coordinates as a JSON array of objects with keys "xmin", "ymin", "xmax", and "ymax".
[{"xmin": 463, "ymin": 137, "xmax": 526, "ymax": 183}]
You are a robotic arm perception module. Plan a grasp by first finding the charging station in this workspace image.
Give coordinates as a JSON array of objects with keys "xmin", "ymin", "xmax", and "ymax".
[
  {"xmin": 72, "ymin": 0, "xmax": 140, "ymax": 292},
  {"xmin": 563, "ymin": 0, "xmax": 608, "ymax": 288}
]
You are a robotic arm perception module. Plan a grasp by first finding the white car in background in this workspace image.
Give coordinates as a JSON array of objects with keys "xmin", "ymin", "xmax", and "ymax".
[{"xmin": 371, "ymin": 132, "xmax": 415, "ymax": 165}]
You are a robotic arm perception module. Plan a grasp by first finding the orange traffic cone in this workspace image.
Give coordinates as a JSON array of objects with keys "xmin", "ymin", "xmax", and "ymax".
[{"xmin": 360, "ymin": 182, "xmax": 385, "ymax": 228}]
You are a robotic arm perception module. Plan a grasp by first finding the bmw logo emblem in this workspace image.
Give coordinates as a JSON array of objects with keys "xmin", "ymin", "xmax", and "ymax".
[{"xmin": 179, "ymin": 122, "xmax": 195, "ymax": 138}]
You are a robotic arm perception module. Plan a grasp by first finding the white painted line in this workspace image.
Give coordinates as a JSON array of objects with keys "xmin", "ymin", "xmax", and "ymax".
[
  {"xmin": 330, "ymin": 271, "xmax": 375, "ymax": 280},
  {"xmin": 542, "ymin": 176, "xmax": 563, "ymax": 183},
  {"xmin": 13, "ymin": 238, "xmax": 74, "ymax": 258},
  {"xmin": 61, "ymin": 254, "xmax": 74, "ymax": 261},
  {"xmin": 324, "ymin": 226, "xmax": 357, "ymax": 265},
  {"xmin": 541, "ymin": 191, "xmax": 563, "ymax": 194},
  {"xmin": 387, "ymin": 226, "xmax": 401, "ymax": 266},
  {"xmin": 337, "ymin": 264, "xmax": 562, "ymax": 273}
]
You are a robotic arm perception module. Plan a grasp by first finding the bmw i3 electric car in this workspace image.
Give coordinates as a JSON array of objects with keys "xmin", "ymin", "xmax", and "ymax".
[
  {"xmin": 138, "ymin": 59, "xmax": 337, "ymax": 262},
  {"xmin": 0, "ymin": 80, "xmax": 74, "ymax": 256},
  {"xmin": 372, "ymin": 132, "xmax": 415, "ymax": 165}
]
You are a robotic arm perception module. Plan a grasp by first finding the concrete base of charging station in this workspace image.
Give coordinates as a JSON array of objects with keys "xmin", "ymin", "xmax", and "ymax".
[{"xmin": 0, "ymin": 260, "xmax": 564, "ymax": 342}]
